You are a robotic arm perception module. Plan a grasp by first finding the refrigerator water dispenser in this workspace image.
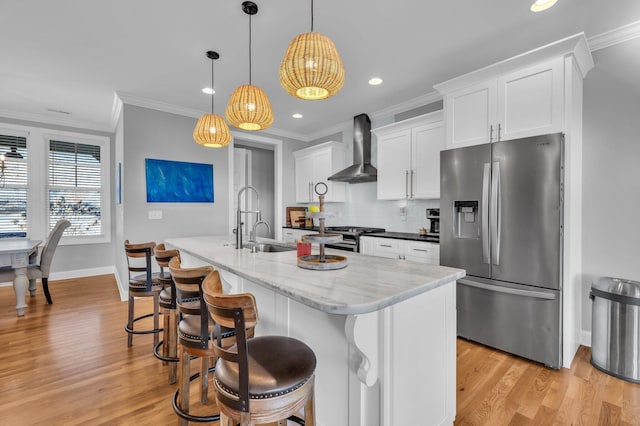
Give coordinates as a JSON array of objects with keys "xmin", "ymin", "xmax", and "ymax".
[{"xmin": 453, "ymin": 201, "xmax": 479, "ymax": 239}]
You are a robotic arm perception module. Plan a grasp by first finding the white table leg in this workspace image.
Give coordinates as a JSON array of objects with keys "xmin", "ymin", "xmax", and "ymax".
[{"xmin": 13, "ymin": 266, "xmax": 28, "ymax": 316}]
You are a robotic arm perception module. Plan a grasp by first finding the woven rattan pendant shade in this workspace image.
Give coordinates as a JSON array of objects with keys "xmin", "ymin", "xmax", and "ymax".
[
  {"xmin": 226, "ymin": 1, "xmax": 273, "ymax": 131},
  {"xmin": 225, "ymin": 84, "xmax": 274, "ymax": 131},
  {"xmin": 193, "ymin": 50, "xmax": 231, "ymax": 148},
  {"xmin": 193, "ymin": 113, "xmax": 232, "ymax": 147},
  {"xmin": 280, "ymin": 31, "xmax": 345, "ymax": 100}
]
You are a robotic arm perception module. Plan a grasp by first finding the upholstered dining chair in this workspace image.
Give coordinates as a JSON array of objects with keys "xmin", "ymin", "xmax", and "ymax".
[{"xmin": 1, "ymin": 219, "xmax": 71, "ymax": 304}]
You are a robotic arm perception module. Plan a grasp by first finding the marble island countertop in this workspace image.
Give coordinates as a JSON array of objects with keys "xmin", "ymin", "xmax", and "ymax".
[{"xmin": 166, "ymin": 235, "xmax": 464, "ymax": 315}]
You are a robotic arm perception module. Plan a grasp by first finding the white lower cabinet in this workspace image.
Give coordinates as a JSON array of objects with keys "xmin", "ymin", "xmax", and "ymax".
[
  {"xmin": 283, "ymin": 228, "xmax": 316, "ymax": 244},
  {"xmin": 360, "ymin": 236, "xmax": 440, "ymax": 265}
]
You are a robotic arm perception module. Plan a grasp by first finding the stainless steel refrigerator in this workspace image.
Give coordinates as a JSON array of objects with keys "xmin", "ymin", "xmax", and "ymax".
[{"xmin": 440, "ymin": 133, "xmax": 563, "ymax": 368}]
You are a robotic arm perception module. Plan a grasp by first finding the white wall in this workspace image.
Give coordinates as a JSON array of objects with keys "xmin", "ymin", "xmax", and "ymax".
[
  {"xmin": 121, "ymin": 105, "xmax": 231, "ymax": 242},
  {"xmin": 581, "ymin": 39, "xmax": 640, "ymax": 338}
]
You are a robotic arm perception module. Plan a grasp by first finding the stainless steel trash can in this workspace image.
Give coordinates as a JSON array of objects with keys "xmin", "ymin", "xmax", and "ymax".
[{"xmin": 590, "ymin": 277, "xmax": 640, "ymax": 383}]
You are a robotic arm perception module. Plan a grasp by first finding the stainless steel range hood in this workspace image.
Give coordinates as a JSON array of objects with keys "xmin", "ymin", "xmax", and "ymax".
[{"xmin": 328, "ymin": 113, "xmax": 377, "ymax": 183}]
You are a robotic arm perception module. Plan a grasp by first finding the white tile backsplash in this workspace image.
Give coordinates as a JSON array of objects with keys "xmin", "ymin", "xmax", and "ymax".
[{"xmin": 320, "ymin": 182, "xmax": 439, "ymax": 233}]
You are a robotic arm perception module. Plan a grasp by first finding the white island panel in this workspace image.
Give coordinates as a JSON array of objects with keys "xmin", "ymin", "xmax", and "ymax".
[{"xmin": 168, "ymin": 236, "xmax": 464, "ymax": 426}]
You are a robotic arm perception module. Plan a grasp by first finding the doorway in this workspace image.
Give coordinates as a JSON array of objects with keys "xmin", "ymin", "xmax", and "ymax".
[
  {"xmin": 227, "ymin": 133, "xmax": 283, "ymax": 240},
  {"xmin": 234, "ymin": 143, "xmax": 274, "ymax": 239}
]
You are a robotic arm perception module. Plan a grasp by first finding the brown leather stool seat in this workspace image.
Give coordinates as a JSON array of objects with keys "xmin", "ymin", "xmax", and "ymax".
[
  {"xmin": 203, "ymin": 290, "xmax": 316, "ymax": 426},
  {"xmin": 215, "ymin": 335, "xmax": 316, "ymax": 401},
  {"xmin": 158, "ymin": 286, "xmax": 173, "ymax": 309}
]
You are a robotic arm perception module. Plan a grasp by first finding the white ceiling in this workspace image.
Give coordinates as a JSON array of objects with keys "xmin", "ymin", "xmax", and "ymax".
[{"xmin": 1, "ymin": 0, "xmax": 639, "ymax": 139}]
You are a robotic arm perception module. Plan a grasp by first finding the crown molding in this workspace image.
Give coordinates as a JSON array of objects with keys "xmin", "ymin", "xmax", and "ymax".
[
  {"xmin": 116, "ymin": 92, "xmax": 203, "ymax": 119},
  {"xmin": 588, "ymin": 20, "xmax": 640, "ymax": 52},
  {"xmin": 0, "ymin": 108, "xmax": 113, "ymax": 133},
  {"xmin": 116, "ymin": 91, "xmax": 309, "ymax": 142}
]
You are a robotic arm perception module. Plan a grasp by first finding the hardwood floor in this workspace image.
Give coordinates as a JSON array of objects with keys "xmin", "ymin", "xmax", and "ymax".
[
  {"xmin": 1, "ymin": 275, "xmax": 638, "ymax": 425},
  {"xmin": 455, "ymin": 338, "xmax": 640, "ymax": 425}
]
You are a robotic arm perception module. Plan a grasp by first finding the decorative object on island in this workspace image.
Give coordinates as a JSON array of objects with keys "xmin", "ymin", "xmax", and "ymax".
[
  {"xmin": 297, "ymin": 182, "xmax": 347, "ymax": 270},
  {"xmin": 279, "ymin": 0, "xmax": 345, "ymax": 100},
  {"xmin": 225, "ymin": 1, "xmax": 273, "ymax": 131},
  {"xmin": 193, "ymin": 51, "xmax": 231, "ymax": 148}
]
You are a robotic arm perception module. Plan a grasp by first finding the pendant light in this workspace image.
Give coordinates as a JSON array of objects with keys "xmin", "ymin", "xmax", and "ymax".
[
  {"xmin": 225, "ymin": 1, "xmax": 274, "ymax": 131},
  {"xmin": 279, "ymin": 0, "xmax": 345, "ymax": 100},
  {"xmin": 193, "ymin": 51, "xmax": 232, "ymax": 147}
]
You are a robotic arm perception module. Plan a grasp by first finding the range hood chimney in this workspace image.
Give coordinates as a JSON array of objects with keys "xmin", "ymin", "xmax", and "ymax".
[{"xmin": 328, "ymin": 113, "xmax": 377, "ymax": 183}]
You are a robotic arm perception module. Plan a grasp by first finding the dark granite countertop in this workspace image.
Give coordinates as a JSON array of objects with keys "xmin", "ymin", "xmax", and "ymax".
[
  {"xmin": 283, "ymin": 226, "xmax": 320, "ymax": 231},
  {"xmin": 367, "ymin": 232, "xmax": 440, "ymax": 243}
]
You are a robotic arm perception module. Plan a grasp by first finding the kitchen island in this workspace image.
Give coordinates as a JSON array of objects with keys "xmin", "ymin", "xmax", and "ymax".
[{"xmin": 166, "ymin": 236, "xmax": 465, "ymax": 426}]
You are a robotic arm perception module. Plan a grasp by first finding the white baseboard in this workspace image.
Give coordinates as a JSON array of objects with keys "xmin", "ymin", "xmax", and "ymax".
[
  {"xmin": 581, "ymin": 330, "xmax": 592, "ymax": 348},
  {"xmin": 1, "ymin": 265, "xmax": 128, "ymax": 302}
]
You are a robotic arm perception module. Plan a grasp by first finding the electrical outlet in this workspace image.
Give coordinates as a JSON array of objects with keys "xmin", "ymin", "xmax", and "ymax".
[{"xmin": 148, "ymin": 210, "xmax": 163, "ymax": 220}]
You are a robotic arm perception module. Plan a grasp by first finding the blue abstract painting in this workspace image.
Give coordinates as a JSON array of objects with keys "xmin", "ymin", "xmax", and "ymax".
[{"xmin": 145, "ymin": 158, "xmax": 214, "ymax": 203}]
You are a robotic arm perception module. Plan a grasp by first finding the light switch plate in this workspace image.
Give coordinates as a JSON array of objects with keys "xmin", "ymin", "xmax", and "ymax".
[{"xmin": 148, "ymin": 210, "xmax": 163, "ymax": 220}]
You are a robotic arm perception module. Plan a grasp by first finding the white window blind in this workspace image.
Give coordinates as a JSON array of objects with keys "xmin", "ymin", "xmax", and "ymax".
[
  {"xmin": 0, "ymin": 135, "xmax": 28, "ymax": 238},
  {"xmin": 49, "ymin": 139, "xmax": 103, "ymax": 237}
]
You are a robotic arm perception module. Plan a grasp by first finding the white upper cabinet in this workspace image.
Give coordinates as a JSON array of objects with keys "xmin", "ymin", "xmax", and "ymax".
[
  {"xmin": 435, "ymin": 34, "xmax": 594, "ymax": 151},
  {"xmin": 373, "ymin": 111, "xmax": 444, "ymax": 200},
  {"xmin": 441, "ymin": 57, "xmax": 563, "ymax": 149},
  {"xmin": 497, "ymin": 57, "xmax": 564, "ymax": 141},
  {"xmin": 444, "ymin": 80, "xmax": 497, "ymax": 148},
  {"xmin": 293, "ymin": 141, "xmax": 346, "ymax": 203}
]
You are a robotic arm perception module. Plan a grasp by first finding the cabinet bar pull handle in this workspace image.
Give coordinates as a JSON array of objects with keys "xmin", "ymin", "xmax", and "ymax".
[
  {"xmin": 412, "ymin": 248, "xmax": 428, "ymax": 252},
  {"xmin": 410, "ymin": 169, "xmax": 414, "ymax": 198},
  {"xmin": 405, "ymin": 170, "xmax": 409, "ymax": 198},
  {"xmin": 380, "ymin": 244, "xmax": 393, "ymax": 248},
  {"xmin": 489, "ymin": 125, "xmax": 493, "ymax": 143},
  {"xmin": 497, "ymin": 123, "xmax": 501, "ymax": 141}
]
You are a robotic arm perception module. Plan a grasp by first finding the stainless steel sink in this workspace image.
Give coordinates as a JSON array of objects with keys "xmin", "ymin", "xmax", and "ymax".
[{"xmin": 243, "ymin": 242, "xmax": 296, "ymax": 253}]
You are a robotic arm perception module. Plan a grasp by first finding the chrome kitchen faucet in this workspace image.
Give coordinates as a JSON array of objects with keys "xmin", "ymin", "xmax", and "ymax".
[{"xmin": 235, "ymin": 185, "xmax": 262, "ymax": 249}]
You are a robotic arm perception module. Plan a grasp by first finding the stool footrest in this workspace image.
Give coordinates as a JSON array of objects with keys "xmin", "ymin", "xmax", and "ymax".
[
  {"xmin": 124, "ymin": 312, "xmax": 163, "ymax": 335},
  {"xmin": 172, "ymin": 369, "xmax": 220, "ymax": 423},
  {"xmin": 153, "ymin": 340, "xmax": 179, "ymax": 363}
]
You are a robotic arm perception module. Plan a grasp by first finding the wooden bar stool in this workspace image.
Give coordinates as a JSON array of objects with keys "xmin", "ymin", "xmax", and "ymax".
[
  {"xmin": 153, "ymin": 243, "xmax": 180, "ymax": 384},
  {"xmin": 124, "ymin": 240, "xmax": 163, "ymax": 348},
  {"xmin": 202, "ymin": 288, "xmax": 317, "ymax": 426},
  {"xmin": 170, "ymin": 258, "xmax": 236, "ymax": 424}
]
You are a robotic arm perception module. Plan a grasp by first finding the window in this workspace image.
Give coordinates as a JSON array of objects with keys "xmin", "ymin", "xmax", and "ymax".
[
  {"xmin": 48, "ymin": 137, "xmax": 109, "ymax": 241},
  {"xmin": 0, "ymin": 132, "xmax": 28, "ymax": 238}
]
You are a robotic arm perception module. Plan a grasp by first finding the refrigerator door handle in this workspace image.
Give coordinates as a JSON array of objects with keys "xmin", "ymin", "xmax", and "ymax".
[
  {"xmin": 482, "ymin": 162, "xmax": 490, "ymax": 264},
  {"xmin": 458, "ymin": 278, "xmax": 557, "ymax": 300},
  {"xmin": 491, "ymin": 161, "xmax": 501, "ymax": 265}
]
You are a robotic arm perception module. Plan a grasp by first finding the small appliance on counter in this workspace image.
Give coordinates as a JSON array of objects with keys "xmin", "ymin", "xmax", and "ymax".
[{"xmin": 427, "ymin": 208, "xmax": 440, "ymax": 235}]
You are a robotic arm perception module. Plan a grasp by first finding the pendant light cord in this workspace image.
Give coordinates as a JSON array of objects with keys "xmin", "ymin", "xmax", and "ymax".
[
  {"xmin": 249, "ymin": 14, "xmax": 253, "ymax": 85},
  {"xmin": 211, "ymin": 59, "xmax": 216, "ymax": 114},
  {"xmin": 311, "ymin": 0, "xmax": 314, "ymax": 32}
]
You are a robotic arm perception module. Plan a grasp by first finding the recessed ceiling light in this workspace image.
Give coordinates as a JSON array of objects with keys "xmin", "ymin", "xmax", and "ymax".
[
  {"xmin": 530, "ymin": 0, "xmax": 558, "ymax": 12},
  {"xmin": 202, "ymin": 87, "xmax": 215, "ymax": 95},
  {"xmin": 368, "ymin": 77, "xmax": 383, "ymax": 86},
  {"xmin": 292, "ymin": 113, "xmax": 303, "ymax": 119}
]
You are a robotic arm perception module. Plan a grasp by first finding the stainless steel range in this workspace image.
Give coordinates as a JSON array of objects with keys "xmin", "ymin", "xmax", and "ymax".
[{"xmin": 323, "ymin": 226, "xmax": 385, "ymax": 252}]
